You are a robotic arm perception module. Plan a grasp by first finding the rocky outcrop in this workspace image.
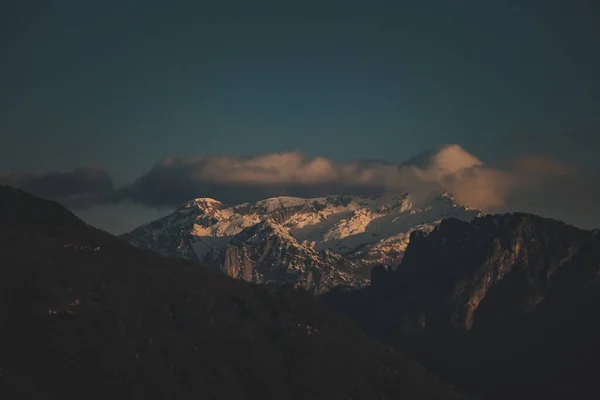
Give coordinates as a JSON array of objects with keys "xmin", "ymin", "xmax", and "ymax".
[
  {"xmin": 385, "ymin": 213, "xmax": 595, "ymax": 333},
  {"xmin": 211, "ymin": 220, "xmax": 368, "ymax": 294},
  {"xmin": 324, "ymin": 213, "xmax": 600, "ymax": 399}
]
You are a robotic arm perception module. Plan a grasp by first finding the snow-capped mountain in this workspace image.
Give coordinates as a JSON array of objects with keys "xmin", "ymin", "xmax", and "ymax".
[{"xmin": 122, "ymin": 192, "xmax": 481, "ymax": 293}]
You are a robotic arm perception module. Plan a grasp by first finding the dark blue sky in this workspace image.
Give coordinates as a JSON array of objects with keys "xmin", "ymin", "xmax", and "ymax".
[
  {"xmin": 1, "ymin": 0, "xmax": 599, "ymax": 233},
  {"xmin": 2, "ymin": 0, "xmax": 598, "ymax": 185}
]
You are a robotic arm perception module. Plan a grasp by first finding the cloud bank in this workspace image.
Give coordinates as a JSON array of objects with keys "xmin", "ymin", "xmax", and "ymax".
[
  {"xmin": 117, "ymin": 144, "xmax": 553, "ymax": 212},
  {"xmin": 0, "ymin": 166, "xmax": 113, "ymax": 209},
  {"xmin": 2, "ymin": 145, "xmax": 599, "ymax": 229}
]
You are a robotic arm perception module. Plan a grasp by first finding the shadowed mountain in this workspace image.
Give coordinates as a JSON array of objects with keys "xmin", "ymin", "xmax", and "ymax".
[
  {"xmin": 324, "ymin": 213, "xmax": 600, "ymax": 399},
  {"xmin": 0, "ymin": 185, "xmax": 458, "ymax": 400}
]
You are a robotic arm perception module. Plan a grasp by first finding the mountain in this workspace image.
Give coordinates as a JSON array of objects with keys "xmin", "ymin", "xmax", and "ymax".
[
  {"xmin": 0, "ymin": 185, "xmax": 459, "ymax": 400},
  {"xmin": 324, "ymin": 213, "xmax": 600, "ymax": 399},
  {"xmin": 123, "ymin": 193, "xmax": 480, "ymax": 293}
]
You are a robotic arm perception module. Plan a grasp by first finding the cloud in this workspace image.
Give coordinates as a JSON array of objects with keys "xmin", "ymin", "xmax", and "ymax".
[
  {"xmin": 0, "ymin": 166, "xmax": 113, "ymax": 209},
  {"xmin": 116, "ymin": 145, "xmax": 503, "ymax": 208},
  {"xmin": 115, "ymin": 154, "xmax": 385, "ymax": 207},
  {"xmin": 3, "ymin": 146, "xmax": 599, "ymax": 230},
  {"xmin": 116, "ymin": 145, "xmax": 600, "ymax": 229},
  {"xmin": 501, "ymin": 157, "xmax": 600, "ymax": 229},
  {"xmin": 442, "ymin": 166, "xmax": 516, "ymax": 210},
  {"xmin": 508, "ymin": 155, "xmax": 576, "ymax": 176}
]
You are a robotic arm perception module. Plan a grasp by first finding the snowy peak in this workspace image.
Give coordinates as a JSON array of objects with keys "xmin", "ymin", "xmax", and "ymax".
[
  {"xmin": 123, "ymin": 192, "xmax": 482, "ymax": 292},
  {"xmin": 254, "ymin": 196, "xmax": 312, "ymax": 212},
  {"xmin": 425, "ymin": 192, "xmax": 472, "ymax": 212},
  {"xmin": 180, "ymin": 197, "xmax": 223, "ymax": 210},
  {"xmin": 434, "ymin": 192, "xmax": 455, "ymax": 202},
  {"xmin": 192, "ymin": 197, "xmax": 223, "ymax": 206},
  {"xmin": 179, "ymin": 198, "xmax": 228, "ymax": 217}
]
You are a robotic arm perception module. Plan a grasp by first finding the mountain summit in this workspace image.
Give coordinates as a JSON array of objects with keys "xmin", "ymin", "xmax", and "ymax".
[{"xmin": 122, "ymin": 192, "xmax": 481, "ymax": 293}]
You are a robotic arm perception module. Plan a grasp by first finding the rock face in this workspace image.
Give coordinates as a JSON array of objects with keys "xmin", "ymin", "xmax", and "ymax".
[
  {"xmin": 122, "ymin": 193, "xmax": 480, "ymax": 292},
  {"xmin": 0, "ymin": 185, "xmax": 460, "ymax": 400},
  {"xmin": 323, "ymin": 213, "xmax": 600, "ymax": 399},
  {"xmin": 390, "ymin": 213, "xmax": 596, "ymax": 332}
]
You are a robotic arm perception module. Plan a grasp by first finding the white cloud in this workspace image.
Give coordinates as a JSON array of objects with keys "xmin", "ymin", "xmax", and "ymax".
[
  {"xmin": 121, "ymin": 144, "xmax": 517, "ymax": 210},
  {"xmin": 5, "ymin": 145, "xmax": 598, "ymax": 230}
]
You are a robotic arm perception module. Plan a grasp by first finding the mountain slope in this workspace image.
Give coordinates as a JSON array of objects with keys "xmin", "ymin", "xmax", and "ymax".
[
  {"xmin": 324, "ymin": 213, "xmax": 600, "ymax": 399},
  {"xmin": 0, "ymin": 185, "xmax": 459, "ymax": 400},
  {"xmin": 123, "ymin": 193, "xmax": 480, "ymax": 292}
]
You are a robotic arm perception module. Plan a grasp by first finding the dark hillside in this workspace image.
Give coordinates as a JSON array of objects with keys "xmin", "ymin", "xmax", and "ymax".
[
  {"xmin": 324, "ymin": 213, "xmax": 600, "ymax": 399},
  {"xmin": 0, "ymin": 185, "xmax": 457, "ymax": 400}
]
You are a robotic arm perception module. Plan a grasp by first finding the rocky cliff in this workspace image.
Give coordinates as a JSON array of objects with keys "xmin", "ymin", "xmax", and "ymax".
[{"xmin": 324, "ymin": 213, "xmax": 600, "ymax": 399}]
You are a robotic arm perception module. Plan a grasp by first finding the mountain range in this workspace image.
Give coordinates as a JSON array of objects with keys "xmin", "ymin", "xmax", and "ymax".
[
  {"xmin": 123, "ymin": 192, "xmax": 480, "ymax": 293},
  {"xmin": 0, "ymin": 185, "xmax": 459, "ymax": 399},
  {"xmin": 4, "ymin": 183, "xmax": 600, "ymax": 399}
]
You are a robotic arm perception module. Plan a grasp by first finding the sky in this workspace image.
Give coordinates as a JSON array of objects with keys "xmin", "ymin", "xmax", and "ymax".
[{"xmin": 1, "ymin": 0, "xmax": 599, "ymax": 233}]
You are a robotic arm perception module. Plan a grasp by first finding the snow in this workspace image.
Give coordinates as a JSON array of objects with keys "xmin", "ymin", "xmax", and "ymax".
[
  {"xmin": 191, "ymin": 236, "xmax": 232, "ymax": 261},
  {"xmin": 255, "ymin": 196, "xmax": 313, "ymax": 211},
  {"xmin": 126, "ymin": 191, "xmax": 483, "ymax": 284}
]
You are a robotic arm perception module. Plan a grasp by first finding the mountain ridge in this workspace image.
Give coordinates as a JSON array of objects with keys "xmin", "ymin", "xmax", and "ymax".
[{"xmin": 122, "ymin": 192, "xmax": 481, "ymax": 292}]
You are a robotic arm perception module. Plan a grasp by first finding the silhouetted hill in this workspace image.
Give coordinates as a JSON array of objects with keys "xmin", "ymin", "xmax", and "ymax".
[
  {"xmin": 0, "ymin": 186, "xmax": 458, "ymax": 400},
  {"xmin": 324, "ymin": 213, "xmax": 600, "ymax": 399},
  {"xmin": 0, "ymin": 185, "xmax": 83, "ymax": 227}
]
